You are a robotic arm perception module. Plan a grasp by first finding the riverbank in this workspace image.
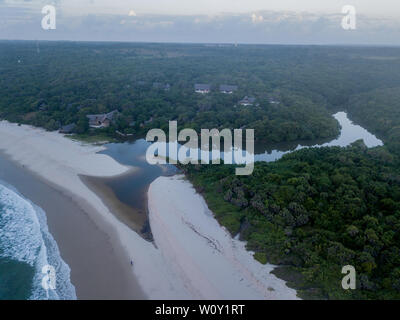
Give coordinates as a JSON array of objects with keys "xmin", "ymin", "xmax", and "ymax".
[
  {"xmin": 81, "ymin": 171, "xmax": 153, "ymax": 241},
  {"xmin": 0, "ymin": 121, "xmax": 300, "ymax": 299},
  {"xmin": 0, "ymin": 121, "xmax": 145, "ymax": 299},
  {"xmin": 148, "ymin": 175, "xmax": 299, "ymax": 299}
]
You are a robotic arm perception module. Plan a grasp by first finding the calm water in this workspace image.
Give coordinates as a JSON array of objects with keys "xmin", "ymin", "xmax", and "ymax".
[
  {"xmin": 94, "ymin": 112, "xmax": 383, "ymax": 237},
  {"xmin": 84, "ymin": 140, "xmax": 179, "ymax": 238},
  {"xmin": 98, "ymin": 139, "xmax": 178, "ymax": 209},
  {"xmin": 254, "ymin": 112, "xmax": 383, "ymax": 162}
]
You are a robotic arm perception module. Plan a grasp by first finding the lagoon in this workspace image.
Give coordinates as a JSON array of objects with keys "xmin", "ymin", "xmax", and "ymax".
[{"xmin": 83, "ymin": 112, "xmax": 383, "ymax": 238}]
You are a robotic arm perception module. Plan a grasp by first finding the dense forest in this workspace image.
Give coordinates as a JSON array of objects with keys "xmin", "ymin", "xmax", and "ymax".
[
  {"xmin": 170, "ymin": 44, "xmax": 400, "ymax": 299},
  {"xmin": 180, "ymin": 141, "xmax": 400, "ymax": 299},
  {"xmin": 2, "ymin": 41, "xmax": 400, "ymax": 299},
  {"xmin": 3, "ymin": 41, "xmax": 393, "ymax": 142},
  {"xmin": 347, "ymin": 87, "xmax": 400, "ymax": 156},
  {"xmin": 3, "ymin": 42, "xmax": 400, "ymax": 143}
]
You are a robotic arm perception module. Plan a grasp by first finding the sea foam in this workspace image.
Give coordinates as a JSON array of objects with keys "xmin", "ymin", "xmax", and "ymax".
[{"xmin": 0, "ymin": 182, "xmax": 76, "ymax": 300}]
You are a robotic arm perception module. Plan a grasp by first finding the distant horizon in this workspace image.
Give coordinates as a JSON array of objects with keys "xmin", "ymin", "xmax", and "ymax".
[
  {"xmin": 2, "ymin": 1, "xmax": 400, "ymax": 46},
  {"xmin": 2, "ymin": 38, "xmax": 400, "ymax": 48}
]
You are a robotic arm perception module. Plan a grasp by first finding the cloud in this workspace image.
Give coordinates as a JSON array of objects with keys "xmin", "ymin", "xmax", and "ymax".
[{"xmin": 1, "ymin": 7, "xmax": 400, "ymax": 45}]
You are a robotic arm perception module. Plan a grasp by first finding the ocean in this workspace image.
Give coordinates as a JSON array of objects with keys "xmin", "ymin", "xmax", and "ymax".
[{"xmin": 0, "ymin": 181, "xmax": 76, "ymax": 300}]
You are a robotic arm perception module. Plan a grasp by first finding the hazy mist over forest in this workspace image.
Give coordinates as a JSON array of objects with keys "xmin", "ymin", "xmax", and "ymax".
[{"xmin": 1, "ymin": 0, "xmax": 400, "ymax": 45}]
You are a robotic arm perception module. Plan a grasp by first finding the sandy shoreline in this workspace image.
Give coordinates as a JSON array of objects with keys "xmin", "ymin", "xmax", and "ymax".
[
  {"xmin": 148, "ymin": 175, "xmax": 299, "ymax": 299},
  {"xmin": 0, "ymin": 153, "xmax": 145, "ymax": 299},
  {"xmin": 0, "ymin": 121, "xmax": 147, "ymax": 299},
  {"xmin": 0, "ymin": 121, "xmax": 215, "ymax": 300},
  {"xmin": 81, "ymin": 173, "xmax": 152, "ymax": 240},
  {"xmin": 0, "ymin": 121, "xmax": 298, "ymax": 300}
]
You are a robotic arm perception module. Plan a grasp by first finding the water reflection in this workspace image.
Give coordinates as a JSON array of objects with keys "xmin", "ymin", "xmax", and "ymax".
[
  {"xmin": 255, "ymin": 112, "xmax": 383, "ymax": 162},
  {"xmin": 88, "ymin": 111, "xmax": 383, "ymax": 238},
  {"xmin": 119, "ymin": 112, "xmax": 383, "ymax": 165}
]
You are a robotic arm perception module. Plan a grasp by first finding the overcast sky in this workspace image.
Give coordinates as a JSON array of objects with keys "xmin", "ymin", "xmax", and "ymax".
[{"xmin": 1, "ymin": 0, "xmax": 400, "ymax": 45}]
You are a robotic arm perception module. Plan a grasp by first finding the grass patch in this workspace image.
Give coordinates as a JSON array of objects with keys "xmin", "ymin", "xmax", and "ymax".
[
  {"xmin": 254, "ymin": 252, "xmax": 268, "ymax": 264},
  {"xmin": 66, "ymin": 133, "xmax": 117, "ymax": 144}
]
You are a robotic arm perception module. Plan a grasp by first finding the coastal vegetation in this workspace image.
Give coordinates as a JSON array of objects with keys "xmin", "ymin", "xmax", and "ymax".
[
  {"xmin": 347, "ymin": 87, "xmax": 400, "ymax": 156},
  {"xmin": 2, "ymin": 41, "xmax": 400, "ymax": 299},
  {"xmin": 0, "ymin": 41, "xmax": 358, "ymax": 142},
  {"xmin": 178, "ymin": 61, "xmax": 400, "ymax": 299},
  {"xmin": 180, "ymin": 141, "xmax": 400, "ymax": 299}
]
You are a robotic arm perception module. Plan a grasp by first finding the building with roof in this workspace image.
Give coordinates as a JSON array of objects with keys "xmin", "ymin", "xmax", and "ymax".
[
  {"xmin": 195, "ymin": 84, "xmax": 211, "ymax": 94},
  {"xmin": 219, "ymin": 85, "xmax": 238, "ymax": 94},
  {"xmin": 268, "ymin": 97, "xmax": 281, "ymax": 105},
  {"xmin": 238, "ymin": 96, "xmax": 256, "ymax": 106},
  {"xmin": 86, "ymin": 110, "xmax": 119, "ymax": 128}
]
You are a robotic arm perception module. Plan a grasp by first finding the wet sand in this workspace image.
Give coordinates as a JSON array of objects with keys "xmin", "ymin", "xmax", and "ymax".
[
  {"xmin": 0, "ymin": 121, "xmax": 298, "ymax": 299},
  {"xmin": 0, "ymin": 122, "xmax": 196, "ymax": 300},
  {"xmin": 81, "ymin": 173, "xmax": 153, "ymax": 241},
  {"xmin": 0, "ymin": 152, "xmax": 146, "ymax": 300}
]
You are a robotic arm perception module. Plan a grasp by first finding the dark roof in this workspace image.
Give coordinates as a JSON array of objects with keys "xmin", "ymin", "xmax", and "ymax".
[
  {"xmin": 86, "ymin": 114, "xmax": 103, "ymax": 122},
  {"xmin": 239, "ymin": 96, "xmax": 256, "ymax": 104},
  {"xmin": 86, "ymin": 110, "xmax": 118, "ymax": 123},
  {"xmin": 59, "ymin": 123, "xmax": 76, "ymax": 134},
  {"xmin": 219, "ymin": 85, "xmax": 238, "ymax": 92},
  {"xmin": 105, "ymin": 110, "xmax": 118, "ymax": 119},
  {"xmin": 268, "ymin": 97, "xmax": 280, "ymax": 104},
  {"xmin": 194, "ymin": 84, "xmax": 211, "ymax": 91}
]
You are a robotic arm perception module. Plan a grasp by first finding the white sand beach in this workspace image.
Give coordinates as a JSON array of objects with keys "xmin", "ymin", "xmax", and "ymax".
[
  {"xmin": 0, "ymin": 122, "xmax": 129, "ymax": 178},
  {"xmin": 0, "ymin": 121, "xmax": 146, "ymax": 298},
  {"xmin": 148, "ymin": 175, "xmax": 299, "ymax": 300},
  {"xmin": 0, "ymin": 121, "xmax": 192, "ymax": 299},
  {"xmin": 0, "ymin": 121, "xmax": 298, "ymax": 300},
  {"xmin": 0, "ymin": 121, "xmax": 185, "ymax": 299}
]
